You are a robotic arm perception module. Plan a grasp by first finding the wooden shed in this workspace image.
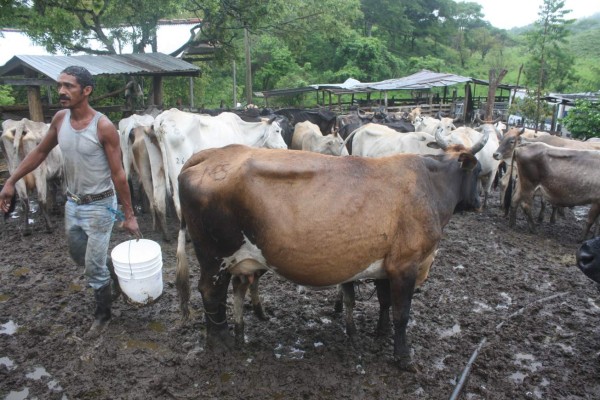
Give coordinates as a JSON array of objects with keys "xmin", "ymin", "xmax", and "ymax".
[{"xmin": 0, "ymin": 53, "xmax": 201, "ymax": 122}]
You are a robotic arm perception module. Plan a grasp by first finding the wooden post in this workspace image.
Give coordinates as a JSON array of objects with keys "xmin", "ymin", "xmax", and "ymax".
[
  {"xmin": 189, "ymin": 76, "xmax": 195, "ymax": 109},
  {"xmin": 25, "ymin": 68, "xmax": 44, "ymax": 122},
  {"xmin": 384, "ymin": 91, "xmax": 388, "ymax": 111},
  {"xmin": 463, "ymin": 83, "xmax": 471, "ymax": 122},
  {"xmin": 152, "ymin": 76, "xmax": 163, "ymax": 107},
  {"xmin": 550, "ymin": 104, "xmax": 558, "ymax": 132},
  {"xmin": 233, "ymin": 60, "xmax": 237, "ymax": 107},
  {"xmin": 244, "ymin": 27, "xmax": 253, "ymax": 105},
  {"xmin": 485, "ymin": 68, "xmax": 508, "ymax": 121}
]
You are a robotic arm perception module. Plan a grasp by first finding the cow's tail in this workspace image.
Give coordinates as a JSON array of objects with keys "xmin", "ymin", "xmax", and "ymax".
[
  {"xmin": 153, "ymin": 114, "xmax": 172, "ymax": 198},
  {"xmin": 342, "ymin": 127, "xmax": 360, "ymax": 153},
  {"xmin": 175, "ymin": 217, "xmax": 191, "ymax": 320},
  {"xmin": 503, "ymin": 166, "xmax": 514, "ymax": 216},
  {"xmin": 493, "ymin": 161, "xmax": 506, "ymax": 190}
]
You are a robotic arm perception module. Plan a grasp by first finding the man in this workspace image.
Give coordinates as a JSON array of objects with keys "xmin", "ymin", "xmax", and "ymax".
[{"xmin": 0, "ymin": 65, "xmax": 141, "ymax": 338}]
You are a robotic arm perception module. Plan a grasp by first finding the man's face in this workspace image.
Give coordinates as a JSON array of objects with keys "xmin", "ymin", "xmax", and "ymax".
[{"xmin": 56, "ymin": 73, "xmax": 92, "ymax": 109}]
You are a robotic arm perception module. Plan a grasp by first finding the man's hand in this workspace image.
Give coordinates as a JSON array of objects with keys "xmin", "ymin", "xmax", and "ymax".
[
  {"xmin": 121, "ymin": 216, "xmax": 142, "ymax": 240},
  {"xmin": 0, "ymin": 182, "xmax": 16, "ymax": 216}
]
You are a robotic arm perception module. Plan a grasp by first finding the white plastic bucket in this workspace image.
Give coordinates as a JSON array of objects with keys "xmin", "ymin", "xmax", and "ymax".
[{"xmin": 111, "ymin": 239, "xmax": 163, "ymax": 305}]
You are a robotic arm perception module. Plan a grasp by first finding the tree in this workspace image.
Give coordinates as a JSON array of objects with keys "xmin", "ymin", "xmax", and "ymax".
[
  {"xmin": 524, "ymin": 0, "xmax": 575, "ymax": 130},
  {"xmin": 561, "ymin": 100, "xmax": 600, "ymax": 139}
]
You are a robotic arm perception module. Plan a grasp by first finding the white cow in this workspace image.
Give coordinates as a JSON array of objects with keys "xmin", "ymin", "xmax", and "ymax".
[
  {"xmin": 437, "ymin": 124, "xmax": 501, "ymax": 209},
  {"xmin": 347, "ymin": 123, "xmax": 442, "ymax": 158},
  {"xmin": 413, "ymin": 115, "xmax": 457, "ymax": 135},
  {"xmin": 153, "ymin": 109, "xmax": 287, "ymax": 303},
  {"xmin": 118, "ymin": 114, "xmax": 171, "ymax": 241},
  {"xmin": 291, "ymin": 121, "xmax": 348, "ymax": 156},
  {"xmin": 153, "ymin": 108, "xmax": 287, "ymax": 222},
  {"xmin": 1, "ymin": 118, "xmax": 64, "ymax": 235}
]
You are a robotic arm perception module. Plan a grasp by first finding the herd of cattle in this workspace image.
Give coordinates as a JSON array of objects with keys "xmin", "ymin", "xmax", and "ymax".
[{"xmin": 2, "ymin": 106, "xmax": 600, "ymax": 369}]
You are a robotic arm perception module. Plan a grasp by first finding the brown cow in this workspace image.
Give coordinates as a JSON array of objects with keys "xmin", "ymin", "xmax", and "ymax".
[
  {"xmin": 176, "ymin": 131, "xmax": 487, "ymax": 370},
  {"xmin": 509, "ymin": 142, "xmax": 600, "ymax": 240},
  {"xmin": 494, "ymin": 127, "xmax": 599, "ymax": 222}
]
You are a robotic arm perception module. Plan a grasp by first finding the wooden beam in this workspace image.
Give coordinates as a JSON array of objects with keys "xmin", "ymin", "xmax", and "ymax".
[
  {"xmin": 0, "ymin": 78, "xmax": 56, "ymax": 86},
  {"xmin": 24, "ymin": 68, "xmax": 44, "ymax": 122}
]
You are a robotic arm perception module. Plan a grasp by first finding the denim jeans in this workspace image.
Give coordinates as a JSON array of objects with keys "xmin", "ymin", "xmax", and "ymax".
[{"xmin": 65, "ymin": 196, "xmax": 116, "ymax": 290}]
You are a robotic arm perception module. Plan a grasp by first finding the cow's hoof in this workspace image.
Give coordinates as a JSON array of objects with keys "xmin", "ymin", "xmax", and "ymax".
[
  {"xmin": 334, "ymin": 301, "xmax": 343, "ymax": 313},
  {"xmin": 375, "ymin": 325, "xmax": 391, "ymax": 337},
  {"xmin": 394, "ymin": 355, "xmax": 418, "ymax": 373},
  {"xmin": 345, "ymin": 323, "xmax": 357, "ymax": 337},
  {"xmin": 253, "ymin": 304, "xmax": 269, "ymax": 321},
  {"xmin": 207, "ymin": 331, "xmax": 235, "ymax": 352}
]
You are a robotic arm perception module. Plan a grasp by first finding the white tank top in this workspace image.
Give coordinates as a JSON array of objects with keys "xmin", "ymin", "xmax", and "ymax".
[{"xmin": 57, "ymin": 110, "xmax": 114, "ymax": 196}]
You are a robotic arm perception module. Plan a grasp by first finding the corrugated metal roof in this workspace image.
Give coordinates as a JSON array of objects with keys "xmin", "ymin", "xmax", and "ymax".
[
  {"xmin": 258, "ymin": 69, "xmax": 517, "ymax": 98},
  {"xmin": 367, "ymin": 70, "xmax": 473, "ymax": 90},
  {"xmin": 311, "ymin": 70, "xmax": 477, "ymax": 91},
  {"xmin": 0, "ymin": 52, "xmax": 201, "ymax": 81}
]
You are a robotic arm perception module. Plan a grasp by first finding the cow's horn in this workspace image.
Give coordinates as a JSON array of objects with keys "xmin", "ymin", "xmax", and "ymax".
[
  {"xmin": 434, "ymin": 125, "xmax": 449, "ymax": 150},
  {"xmin": 471, "ymin": 131, "xmax": 489, "ymax": 154},
  {"xmin": 474, "ymin": 114, "xmax": 483, "ymax": 124},
  {"xmin": 492, "ymin": 116, "xmax": 503, "ymax": 124},
  {"xmin": 518, "ymin": 126, "xmax": 525, "ymax": 135}
]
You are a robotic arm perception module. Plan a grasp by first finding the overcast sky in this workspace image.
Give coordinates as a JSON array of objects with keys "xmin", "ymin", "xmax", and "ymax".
[{"xmin": 469, "ymin": 0, "xmax": 600, "ymax": 29}]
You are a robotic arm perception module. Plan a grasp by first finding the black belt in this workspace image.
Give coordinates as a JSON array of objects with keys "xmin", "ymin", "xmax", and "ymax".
[{"xmin": 67, "ymin": 188, "xmax": 114, "ymax": 205}]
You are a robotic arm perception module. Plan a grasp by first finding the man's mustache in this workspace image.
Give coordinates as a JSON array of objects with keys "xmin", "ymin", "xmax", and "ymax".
[{"xmin": 59, "ymin": 95, "xmax": 70, "ymax": 101}]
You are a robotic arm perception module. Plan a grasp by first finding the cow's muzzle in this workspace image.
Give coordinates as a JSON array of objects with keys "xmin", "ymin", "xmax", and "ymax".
[{"xmin": 577, "ymin": 239, "xmax": 600, "ymax": 283}]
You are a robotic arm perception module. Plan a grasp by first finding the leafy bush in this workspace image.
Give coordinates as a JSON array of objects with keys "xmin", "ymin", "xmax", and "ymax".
[
  {"xmin": 561, "ymin": 99, "xmax": 600, "ymax": 139},
  {"xmin": 0, "ymin": 85, "xmax": 16, "ymax": 105}
]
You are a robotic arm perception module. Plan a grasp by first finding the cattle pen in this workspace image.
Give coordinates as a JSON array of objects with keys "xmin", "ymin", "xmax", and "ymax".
[{"xmin": 2, "ymin": 151, "xmax": 600, "ymax": 398}]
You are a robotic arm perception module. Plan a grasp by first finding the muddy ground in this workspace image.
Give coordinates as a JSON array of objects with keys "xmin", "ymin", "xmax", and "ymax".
[{"xmin": 1, "ymin": 189, "xmax": 600, "ymax": 400}]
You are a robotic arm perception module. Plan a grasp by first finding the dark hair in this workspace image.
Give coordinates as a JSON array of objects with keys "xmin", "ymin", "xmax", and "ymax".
[{"xmin": 60, "ymin": 66, "xmax": 95, "ymax": 93}]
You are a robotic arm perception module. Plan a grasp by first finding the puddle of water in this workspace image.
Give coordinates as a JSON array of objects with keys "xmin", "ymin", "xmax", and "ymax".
[
  {"xmin": 509, "ymin": 371, "xmax": 527, "ymax": 384},
  {"xmin": 273, "ymin": 344, "xmax": 305, "ymax": 360},
  {"xmin": 587, "ymin": 298, "xmax": 600, "ymax": 310},
  {"xmin": 355, "ymin": 364, "xmax": 366, "ymax": 375},
  {"xmin": 48, "ymin": 379, "xmax": 63, "ymax": 391},
  {"xmin": 5, "ymin": 388, "xmax": 29, "ymax": 400},
  {"xmin": 0, "ymin": 356, "xmax": 15, "ymax": 370},
  {"xmin": 124, "ymin": 339, "xmax": 160, "ymax": 351},
  {"xmin": 220, "ymin": 372, "xmax": 232, "ymax": 383},
  {"xmin": 1, "ymin": 320, "xmax": 18, "ymax": 335},
  {"xmin": 514, "ymin": 353, "xmax": 543, "ymax": 372},
  {"xmin": 289, "ymin": 347, "xmax": 305, "ymax": 359},
  {"xmin": 434, "ymin": 355, "xmax": 448, "ymax": 370},
  {"xmin": 68, "ymin": 283, "xmax": 84, "ymax": 292},
  {"xmin": 439, "ymin": 323, "xmax": 461, "ymax": 338},
  {"xmin": 573, "ymin": 205, "xmax": 590, "ymax": 221},
  {"xmin": 26, "ymin": 366, "xmax": 51, "ymax": 380},
  {"xmin": 472, "ymin": 301, "xmax": 492, "ymax": 313},
  {"xmin": 12, "ymin": 267, "xmax": 30, "ymax": 277},
  {"xmin": 149, "ymin": 321, "xmax": 166, "ymax": 333},
  {"xmin": 515, "ymin": 353, "xmax": 535, "ymax": 362},
  {"xmin": 556, "ymin": 343, "xmax": 574, "ymax": 354}
]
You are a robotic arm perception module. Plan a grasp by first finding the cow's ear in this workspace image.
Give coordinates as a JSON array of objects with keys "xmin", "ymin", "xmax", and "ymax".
[
  {"xmin": 458, "ymin": 153, "xmax": 478, "ymax": 170},
  {"xmin": 426, "ymin": 142, "xmax": 441, "ymax": 149},
  {"xmin": 267, "ymin": 116, "xmax": 277, "ymax": 124}
]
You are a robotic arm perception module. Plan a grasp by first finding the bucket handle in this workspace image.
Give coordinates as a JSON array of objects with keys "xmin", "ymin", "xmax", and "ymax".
[{"xmin": 126, "ymin": 234, "xmax": 144, "ymax": 278}]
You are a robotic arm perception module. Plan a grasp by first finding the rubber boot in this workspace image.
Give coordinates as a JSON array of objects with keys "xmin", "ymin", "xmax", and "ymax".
[
  {"xmin": 106, "ymin": 257, "xmax": 122, "ymax": 302},
  {"xmin": 85, "ymin": 283, "xmax": 112, "ymax": 339}
]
